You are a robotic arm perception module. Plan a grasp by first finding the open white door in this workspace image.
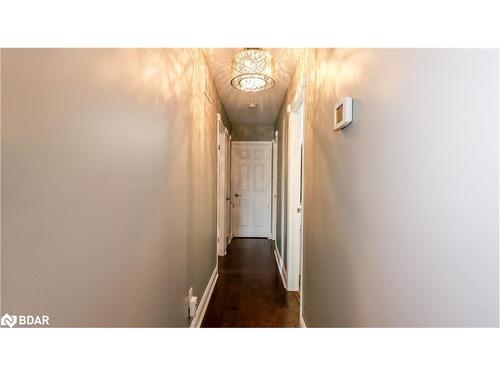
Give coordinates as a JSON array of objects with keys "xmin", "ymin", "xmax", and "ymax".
[
  {"xmin": 287, "ymin": 89, "xmax": 305, "ymax": 292},
  {"xmin": 231, "ymin": 141, "xmax": 272, "ymax": 238},
  {"xmin": 271, "ymin": 131, "xmax": 278, "ymax": 240},
  {"xmin": 225, "ymin": 133, "xmax": 232, "ymax": 245},
  {"xmin": 217, "ymin": 114, "xmax": 228, "ymax": 256}
]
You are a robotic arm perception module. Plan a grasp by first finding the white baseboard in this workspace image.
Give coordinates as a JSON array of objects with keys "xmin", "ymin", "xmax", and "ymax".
[
  {"xmin": 300, "ymin": 314, "xmax": 307, "ymax": 328},
  {"xmin": 190, "ymin": 267, "xmax": 218, "ymax": 328},
  {"xmin": 273, "ymin": 243, "xmax": 287, "ymax": 290}
]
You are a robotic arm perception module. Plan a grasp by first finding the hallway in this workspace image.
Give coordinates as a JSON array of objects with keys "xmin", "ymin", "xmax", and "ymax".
[
  {"xmin": 1, "ymin": 48, "xmax": 497, "ymax": 329},
  {"xmin": 202, "ymin": 239, "xmax": 299, "ymax": 328},
  {"xmin": 2, "ymin": 7, "xmax": 500, "ymax": 375}
]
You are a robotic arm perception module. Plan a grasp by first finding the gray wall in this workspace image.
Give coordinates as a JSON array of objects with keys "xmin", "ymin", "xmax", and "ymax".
[
  {"xmin": 277, "ymin": 49, "xmax": 499, "ymax": 327},
  {"xmin": 1, "ymin": 49, "xmax": 228, "ymax": 327},
  {"xmin": 0, "ymin": 49, "xmax": 2, "ymax": 315},
  {"xmin": 230, "ymin": 122, "xmax": 275, "ymax": 141}
]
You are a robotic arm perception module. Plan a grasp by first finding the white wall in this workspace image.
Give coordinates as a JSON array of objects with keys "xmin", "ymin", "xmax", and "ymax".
[
  {"xmin": 1, "ymin": 49, "xmax": 228, "ymax": 326},
  {"xmin": 276, "ymin": 49, "xmax": 499, "ymax": 327}
]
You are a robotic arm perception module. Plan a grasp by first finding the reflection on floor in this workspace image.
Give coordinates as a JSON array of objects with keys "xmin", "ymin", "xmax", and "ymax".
[{"xmin": 202, "ymin": 238, "xmax": 299, "ymax": 328}]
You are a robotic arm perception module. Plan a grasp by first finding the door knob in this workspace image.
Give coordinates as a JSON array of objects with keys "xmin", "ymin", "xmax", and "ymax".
[{"xmin": 235, "ymin": 193, "xmax": 240, "ymax": 197}]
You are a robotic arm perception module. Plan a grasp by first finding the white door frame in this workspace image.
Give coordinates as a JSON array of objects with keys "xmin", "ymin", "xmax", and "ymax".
[
  {"xmin": 217, "ymin": 113, "xmax": 228, "ymax": 256},
  {"xmin": 231, "ymin": 141, "xmax": 273, "ymax": 238},
  {"xmin": 271, "ymin": 131, "xmax": 279, "ymax": 240},
  {"xmin": 286, "ymin": 81, "xmax": 306, "ymax": 293}
]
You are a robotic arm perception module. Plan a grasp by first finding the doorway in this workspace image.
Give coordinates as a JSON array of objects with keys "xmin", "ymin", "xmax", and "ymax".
[
  {"xmin": 217, "ymin": 113, "xmax": 231, "ymax": 256},
  {"xmin": 231, "ymin": 141, "xmax": 272, "ymax": 238},
  {"xmin": 271, "ymin": 131, "xmax": 279, "ymax": 240},
  {"xmin": 286, "ymin": 87, "xmax": 305, "ymax": 293}
]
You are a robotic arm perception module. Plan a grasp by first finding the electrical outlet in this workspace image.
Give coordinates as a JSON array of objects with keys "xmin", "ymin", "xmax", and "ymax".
[
  {"xmin": 188, "ymin": 287, "xmax": 197, "ymax": 319},
  {"xmin": 189, "ymin": 296, "xmax": 198, "ymax": 318},
  {"xmin": 188, "ymin": 287, "xmax": 197, "ymax": 318}
]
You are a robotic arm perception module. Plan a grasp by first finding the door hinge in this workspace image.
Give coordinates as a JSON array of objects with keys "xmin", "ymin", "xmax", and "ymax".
[{"xmin": 218, "ymin": 145, "xmax": 221, "ymax": 150}]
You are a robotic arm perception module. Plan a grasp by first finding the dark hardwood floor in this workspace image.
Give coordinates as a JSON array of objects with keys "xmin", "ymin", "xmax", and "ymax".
[{"xmin": 201, "ymin": 238, "xmax": 300, "ymax": 328}]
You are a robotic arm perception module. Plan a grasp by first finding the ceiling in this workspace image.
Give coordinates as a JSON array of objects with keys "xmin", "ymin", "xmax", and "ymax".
[{"xmin": 205, "ymin": 48, "xmax": 300, "ymax": 140}]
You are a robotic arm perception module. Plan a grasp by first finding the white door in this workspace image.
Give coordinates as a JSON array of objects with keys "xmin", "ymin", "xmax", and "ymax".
[
  {"xmin": 217, "ymin": 114, "xmax": 228, "ymax": 256},
  {"xmin": 231, "ymin": 142, "xmax": 272, "ymax": 238},
  {"xmin": 225, "ymin": 133, "xmax": 232, "ymax": 244},
  {"xmin": 287, "ymin": 96, "xmax": 305, "ymax": 291},
  {"xmin": 271, "ymin": 132, "xmax": 278, "ymax": 240}
]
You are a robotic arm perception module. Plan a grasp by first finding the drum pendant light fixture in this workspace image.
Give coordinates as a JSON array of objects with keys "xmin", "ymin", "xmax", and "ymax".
[{"xmin": 230, "ymin": 48, "xmax": 275, "ymax": 92}]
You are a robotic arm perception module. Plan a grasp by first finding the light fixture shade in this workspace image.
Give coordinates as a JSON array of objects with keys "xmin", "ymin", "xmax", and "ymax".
[{"xmin": 231, "ymin": 48, "xmax": 275, "ymax": 92}]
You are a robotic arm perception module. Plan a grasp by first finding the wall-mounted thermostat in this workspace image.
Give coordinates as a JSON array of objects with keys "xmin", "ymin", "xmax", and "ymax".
[{"xmin": 334, "ymin": 97, "xmax": 353, "ymax": 130}]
